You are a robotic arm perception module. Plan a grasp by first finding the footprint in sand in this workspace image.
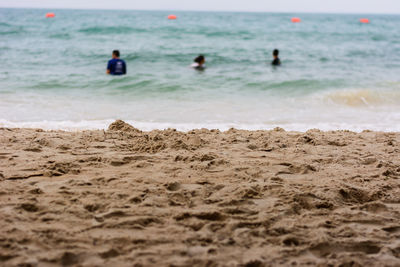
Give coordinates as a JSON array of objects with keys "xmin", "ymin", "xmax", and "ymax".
[
  {"xmin": 310, "ymin": 241, "xmax": 381, "ymax": 258},
  {"xmin": 165, "ymin": 182, "xmax": 181, "ymax": 191},
  {"xmin": 19, "ymin": 203, "xmax": 39, "ymax": 212},
  {"xmin": 60, "ymin": 252, "xmax": 80, "ymax": 266}
]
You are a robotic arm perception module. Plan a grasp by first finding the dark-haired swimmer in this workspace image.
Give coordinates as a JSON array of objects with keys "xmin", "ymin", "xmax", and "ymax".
[
  {"xmin": 271, "ymin": 49, "xmax": 281, "ymax": 66},
  {"xmin": 191, "ymin": 55, "xmax": 206, "ymax": 70},
  {"xmin": 107, "ymin": 50, "xmax": 127, "ymax": 75}
]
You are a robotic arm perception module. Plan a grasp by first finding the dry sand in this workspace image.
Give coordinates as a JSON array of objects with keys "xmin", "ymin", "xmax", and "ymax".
[{"xmin": 1, "ymin": 120, "xmax": 400, "ymax": 267}]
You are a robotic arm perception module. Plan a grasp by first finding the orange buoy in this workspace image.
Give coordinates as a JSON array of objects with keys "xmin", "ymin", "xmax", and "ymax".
[
  {"xmin": 360, "ymin": 18, "xmax": 370, "ymax": 24},
  {"xmin": 46, "ymin": 13, "xmax": 55, "ymax": 18},
  {"xmin": 291, "ymin": 17, "xmax": 301, "ymax": 23},
  {"xmin": 168, "ymin": 15, "xmax": 177, "ymax": 20}
]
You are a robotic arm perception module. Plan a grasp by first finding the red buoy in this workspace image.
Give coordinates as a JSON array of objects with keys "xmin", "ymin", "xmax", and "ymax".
[
  {"xmin": 46, "ymin": 13, "xmax": 55, "ymax": 18},
  {"xmin": 291, "ymin": 17, "xmax": 301, "ymax": 23},
  {"xmin": 168, "ymin": 15, "xmax": 177, "ymax": 20},
  {"xmin": 360, "ymin": 18, "xmax": 370, "ymax": 24}
]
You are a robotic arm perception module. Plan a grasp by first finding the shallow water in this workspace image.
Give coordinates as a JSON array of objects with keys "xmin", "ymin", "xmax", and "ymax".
[{"xmin": 1, "ymin": 8, "xmax": 400, "ymax": 131}]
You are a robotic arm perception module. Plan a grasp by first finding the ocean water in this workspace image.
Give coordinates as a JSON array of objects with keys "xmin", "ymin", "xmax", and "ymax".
[{"xmin": 1, "ymin": 8, "xmax": 400, "ymax": 131}]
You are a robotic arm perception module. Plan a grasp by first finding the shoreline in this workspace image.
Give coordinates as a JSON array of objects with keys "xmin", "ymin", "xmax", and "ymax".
[
  {"xmin": 2, "ymin": 120, "xmax": 400, "ymax": 133},
  {"xmin": 1, "ymin": 120, "xmax": 400, "ymax": 266}
]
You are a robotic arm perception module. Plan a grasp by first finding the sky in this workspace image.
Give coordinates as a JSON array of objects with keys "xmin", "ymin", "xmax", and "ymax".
[{"xmin": 1, "ymin": 0, "xmax": 400, "ymax": 14}]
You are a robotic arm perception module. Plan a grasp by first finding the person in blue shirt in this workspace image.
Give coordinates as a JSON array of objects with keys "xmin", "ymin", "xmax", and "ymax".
[{"xmin": 107, "ymin": 50, "xmax": 126, "ymax": 75}]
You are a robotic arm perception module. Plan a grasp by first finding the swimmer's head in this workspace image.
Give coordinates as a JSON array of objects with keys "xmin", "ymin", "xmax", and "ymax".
[
  {"xmin": 194, "ymin": 55, "xmax": 205, "ymax": 65},
  {"xmin": 273, "ymin": 49, "xmax": 279, "ymax": 58},
  {"xmin": 112, "ymin": 50, "xmax": 120, "ymax": 59}
]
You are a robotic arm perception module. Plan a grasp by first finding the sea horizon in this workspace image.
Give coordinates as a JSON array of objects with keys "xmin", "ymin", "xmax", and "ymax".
[{"xmin": 1, "ymin": 7, "xmax": 400, "ymax": 16}]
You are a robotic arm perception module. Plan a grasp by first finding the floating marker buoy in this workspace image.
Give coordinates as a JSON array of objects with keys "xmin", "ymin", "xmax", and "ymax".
[
  {"xmin": 360, "ymin": 18, "xmax": 370, "ymax": 24},
  {"xmin": 46, "ymin": 13, "xmax": 55, "ymax": 18},
  {"xmin": 168, "ymin": 15, "xmax": 177, "ymax": 20},
  {"xmin": 291, "ymin": 17, "xmax": 301, "ymax": 23}
]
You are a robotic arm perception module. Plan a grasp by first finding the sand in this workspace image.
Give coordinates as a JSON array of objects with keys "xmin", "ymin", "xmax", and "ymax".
[{"xmin": 0, "ymin": 120, "xmax": 400, "ymax": 267}]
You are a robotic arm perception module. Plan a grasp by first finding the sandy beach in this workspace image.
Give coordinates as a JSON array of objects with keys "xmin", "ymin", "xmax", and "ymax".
[{"xmin": 1, "ymin": 120, "xmax": 400, "ymax": 266}]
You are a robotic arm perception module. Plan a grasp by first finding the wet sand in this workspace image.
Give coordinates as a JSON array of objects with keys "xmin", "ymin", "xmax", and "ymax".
[{"xmin": 1, "ymin": 120, "xmax": 400, "ymax": 266}]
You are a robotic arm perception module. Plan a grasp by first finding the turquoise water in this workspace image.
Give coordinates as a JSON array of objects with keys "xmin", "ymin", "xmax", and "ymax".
[{"xmin": 1, "ymin": 8, "xmax": 400, "ymax": 131}]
